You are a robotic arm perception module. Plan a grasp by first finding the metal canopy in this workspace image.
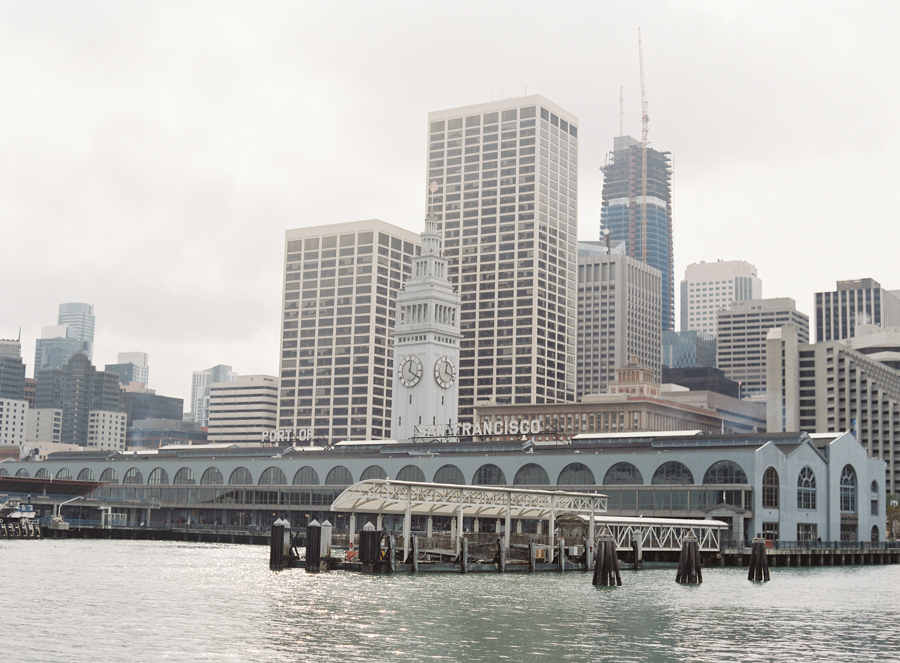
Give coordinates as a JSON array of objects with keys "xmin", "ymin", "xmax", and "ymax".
[{"xmin": 330, "ymin": 479, "xmax": 608, "ymax": 519}]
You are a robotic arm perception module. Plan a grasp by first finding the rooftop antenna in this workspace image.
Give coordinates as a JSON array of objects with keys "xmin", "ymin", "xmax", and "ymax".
[{"xmin": 639, "ymin": 28, "xmax": 649, "ymax": 263}]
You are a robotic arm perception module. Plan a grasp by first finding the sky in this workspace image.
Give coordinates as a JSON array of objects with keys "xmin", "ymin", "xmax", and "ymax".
[{"xmin": 3, "ymin": 1, "xmax": 899, "ymax": 407}]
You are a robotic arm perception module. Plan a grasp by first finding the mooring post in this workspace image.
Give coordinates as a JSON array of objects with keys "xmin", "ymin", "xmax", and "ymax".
[
  {"xmin": 592, "ymin": 528, "xmax": 621, "ymax": 586},
  {"xmin": 460, "ymin": 536, "xmax": 468, "ymax": 574},
  {"xmin": 557, "ymin": 538, "xmax": 566, "ymax": 572},
  {"xmin": 269, "ymin": 520, "xmax": 284, "ymax": 570},
  {"xmin": 632, "ymin": 531, "xmax": 643, "ymax": 570},
  {"xmin": 306, "ymin": 520, "xmax": 322, "ymax": 573},
  {"xmin": 386, "ymin": 532, "xmax": 395, "ymax": 573},
  {"xmin": 748, "ymin": 536, "xmax": 770, "ymax": 582},
  {"xmin": 675, "ymin": 530, "xmax": 702, "ymax": 584},
  {"xmin": 498, "ymin": 537, "xmax": 506, "ymax": 572},
  {"xmin": 528, "ymin": 540, "xmax": 536, "ymax": 572},
  {"xmin": 411, "ymin": 535, "xmax": 419, "ymax": 572}
]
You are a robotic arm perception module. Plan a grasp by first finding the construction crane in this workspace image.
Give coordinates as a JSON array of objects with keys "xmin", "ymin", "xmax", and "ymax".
[{"xmin": 639, "ymin": 28, "xmax": 649, "ymax": 263}]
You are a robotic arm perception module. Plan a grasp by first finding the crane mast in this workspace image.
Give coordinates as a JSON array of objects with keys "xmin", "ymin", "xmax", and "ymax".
[{"xmin": 639, "ymin": 29, "xmax": 649, "ymax": 263}]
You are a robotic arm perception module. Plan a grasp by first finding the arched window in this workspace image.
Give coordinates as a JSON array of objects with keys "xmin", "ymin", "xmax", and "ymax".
[
  {"xmin": 703, "ymin": 461, "xmax": 748, "ymax": 484},
  {"xmin": 229, "ymin": 467, "xmax": 253, "ymax": 485},
  {"xmin": 147, "ymin": 468, "xmax": 169, "ymax": 485},
  {"xmin": 55, "ymin": 468, "xmax": 71, "ymax": 480},
  {"xmin": 16, "ymin": 468, "xmax": 29, "ymax": 477},
  {"xmin": 797, "ymin": 466, "xmax": 816, "ymax": 510},
  {"xmin": 433, "ymin": 464, "xmax": 465, "ymax": 484},
  {"xmin": 514, "ymin": 463, "xmax": 550, "ymax": 485},
  {"xmin": 258, "ymin": 467, "xmax": 287, "ymax": 485},
  {"xmin": 652, "ymin": 461, "xmax": 694, "ymax": 485},
  {"xmin": 292, "ymin": 466, "xmax": 320, "ymax": 485},
  {"xmin": 396, "ymin": 465, "xmax": 426, "ymax": 482},
  {"xmin": 762, "ymin": 467, "xmax": 779, "ymax": 509},
  {"xmin": 100, "ymin": 468, "xmax": 117, "ymax": 484},
  {"xmin": 200, "ymin": 467, "xmax": 223, "ymax": 485},
  {"xmin": 360, "ymin": 465, "xmax": 387, "ymax": 481},
  {"xmin": 35, "ymin": 468, "xmax": 50, "ymax": 479},
  {"xmin": 173, "ymin": 468, "xmax": 196, "ymax": 485},
  {"xmin": 77, "ymin": 468, "xmax": 94, "ymax": 481},
  {"xmin": 123, "ymin": 468, "xmax": 143, "ymax": 485},
  {"xmin": 325, "ymin": 466, "xmax": 353, "ymax": 486},
  {"xmin": 558, "ymin": 463, "xmax": 595, "ymax": 485},
  {"xmin": 0, "ymin": 468, "xmax": 7, "ymax": 477},
  {"xmin": 603, "ymin": 462, "xmax": 643, "ymax": 485},
  {"xmin": 473, "ymin": 464, "xmax": 506, "ymax": 486},
  {"xmin": 871, "ymin": 480, "xmax": 878, "ymax": 493},
  {"xmin": 872, "ymin": 525, "xmax": 880, "ymax": 544},
  {"xmin": 840, "ymin": 465, "xmax": 857, "ymax": 513}
]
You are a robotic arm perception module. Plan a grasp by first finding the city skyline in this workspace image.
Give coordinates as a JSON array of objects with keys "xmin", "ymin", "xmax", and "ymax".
[{"xmin": 3, "ymin": 3, "xmax": 900, "ymax": 403}]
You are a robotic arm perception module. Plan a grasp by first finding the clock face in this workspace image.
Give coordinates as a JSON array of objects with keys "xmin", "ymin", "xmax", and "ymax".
[
  {"xmin": 434, "ymin": 356, "xmax": 456, "ymax": 389},
  {"xmin": 398, "ymin": 355, "xmax": 423, "ymax": 387}
]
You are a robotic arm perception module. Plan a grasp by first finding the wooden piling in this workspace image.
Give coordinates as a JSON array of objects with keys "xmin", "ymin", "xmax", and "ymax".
[
  {"xmin": 496, "ymin": 537, "xmax": 506, "ymax": 572},
  {"xmin": 306, "ymin": 521, "xmax": 322, "ymax": 573},
  {"xmin": 269, "ymin": 522, "xmax": 285, "ymax": 570},
  {"xmin": 675, "ymin": 531, "xmax": 702, "ymax": 584},
  {"xmin": 631, "ymin": 532, "xmax": 643, "ymax": 570},
  {"xmin": 460, "ymin": 536, "xmax": 468, "ymax": 574},
  {"xmin": 747, "ymin": 537, "xmax": 770, "ymax": 581},
  {"xmin": 386, "ymin": 533, "xmax": 395, "ymax": 573},
  {"xmin": 592, "ymin": 530, "xmax": 622, "ymax": 586},
  {"xmin": 557, "ymin": 539, "xmax": 566, "ymax": 572},
  {"xmin": 528, "ymin": 541, "xmax": 536, "ymax": 572},
  {"xmin": 411, "ymin": 535, "xmax": 419, "ymax": 572}
]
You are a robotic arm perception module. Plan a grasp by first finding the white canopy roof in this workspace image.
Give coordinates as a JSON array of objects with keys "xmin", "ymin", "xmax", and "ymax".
[{"xmin": 330, "ymin": 479, "xmax": 608, "ymax": 519}]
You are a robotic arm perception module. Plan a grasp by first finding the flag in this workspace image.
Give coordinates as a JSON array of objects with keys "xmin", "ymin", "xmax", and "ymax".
[{"xmin": 429, "ymin": 180, "xmax": 439, "ymax": 193}]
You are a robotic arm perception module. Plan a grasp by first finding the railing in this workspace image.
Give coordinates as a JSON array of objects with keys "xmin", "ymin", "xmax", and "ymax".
[{"xmin": 722, "ymin": 539, "xmax": 900, "ymax": 550}]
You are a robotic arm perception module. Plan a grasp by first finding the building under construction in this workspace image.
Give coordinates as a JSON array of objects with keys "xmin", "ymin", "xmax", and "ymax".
[{"xmin": 600, "ymin": 135, "xmax": 674, "ymax": 331}]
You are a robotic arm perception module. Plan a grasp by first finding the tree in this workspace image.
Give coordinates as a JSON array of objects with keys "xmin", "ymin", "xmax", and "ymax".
[{"xmin": 887, "ymin": 494, "xmax": 900, "ymax": 539}]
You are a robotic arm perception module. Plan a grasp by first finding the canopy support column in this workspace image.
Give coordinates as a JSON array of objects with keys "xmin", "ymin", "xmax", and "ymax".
[
  {"xmin": 504, "ymin": 494, "xmax": 511, "ymax": 552},
  {"xmin": 349, "ymin": 513, "xmax": 356, "ymax": 547},
  {"xmin": 403, "ymin": 487, "xmax": 411, "ymax": 561}
]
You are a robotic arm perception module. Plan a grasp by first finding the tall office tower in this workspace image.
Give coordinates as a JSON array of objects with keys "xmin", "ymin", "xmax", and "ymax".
[
  {"xmin": 0, "ymin": 355, "xmax": 26, "ymax": 400},
  {"xmin": 0, "ymin": 336, "xmax": 21, "ymax": 358},
  {"xmin": 681, "ymin": 260, "xmax": 762, "ymax": 336},
  {"xmin": 391, "ymin": 211, "xmax": 462, "ymax": 440},
  {"xmin": 57, "ymin": 303, "xmax": 95, "ymax": 360},
  {"xmin": 427, "ymin": 95, "xmax": 578, "ymax": 423},
  {"xmin": 662, "ymin": 330, "xmax": 716, "ymax": 369},
  {"xmin": 815, "ymin": 278, "xmax": 900, "ymax": 342},
  {"xmin": 576, "ymin": 243, "xmax": 661, "ymax": 400},
  {"xmin": 208, "ymin": 375, "xmax": 278, "ymax": 444},
  {"xmin": 106, "ymin": 352, "xmax": 150, "ymax": 387},
  {"xmin": 34, "ymin": 352, "xmax": 123, "ymax": 447},
  {"xmin": 277, "ymin": 220, "xmax": 420, "ymax": 444},
  {"xmin": 190, "ymin": 364, "xmax": 236, "ymax": 428},
  {"xmin": 600, "ymin": 135, "xmax": 673, "ymax": 331},
  {"xmin": 717, "ymin": 298, "xmax": 809, "ymax": 399},
  {"xmin": 34, "ymin": 325, "xmax": 89, "ymax": 373}
]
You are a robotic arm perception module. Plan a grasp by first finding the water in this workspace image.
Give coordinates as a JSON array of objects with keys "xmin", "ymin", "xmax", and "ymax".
[{"xmin": 2, "ymin": 539, "xmax": 898, "ymax": 662}]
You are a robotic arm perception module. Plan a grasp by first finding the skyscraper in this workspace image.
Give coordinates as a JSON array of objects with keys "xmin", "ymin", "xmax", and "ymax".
[
  {"xmin": 576, "ymin": 242, "xmax": 661, "ymax": 400},
  {"xmin": 600, "ymin": 136, "xmax": 673, "ymax": 330},
  {"xmin": 106, "ymin": 352, "xmax": 150, "ymax": 387},
  {"xmin": 391, "ymin": 211, "xmax": 461, "ymax": 440},
  {"xmin": 190, "ymin": 364, "xmax": 236, "ymax": 428},
  {"xmin": 277, "ymin": 220, "xmax": 420, "ymax": 444},
  {"xmin": 427, "ymin": 95, "xmax": 578, "ymax": 423},
  {"xmin": 681, "ymin": 260, "xmax": 762, "ymax": 336},
  {"xmin": 815, "ymin": 278, "xmax": 900, "ymax": 343},
  {"xmin": 57, "ymin": 303, "xmax": 95, "ymax": 360},
  {"xmin": 34, "ymin": 325, "xmax": 89, "ymax": 373}
]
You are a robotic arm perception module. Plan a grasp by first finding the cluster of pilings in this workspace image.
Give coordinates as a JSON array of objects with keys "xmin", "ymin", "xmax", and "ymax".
[
  {"xmin": 675, "ymin": 532, "xmax": 702, "ymax": 584},
  {"xmin": 748, "ymin": 537, "xmax": 770, "ymax": 581},
  {"xmin": 0, "ymin": 520, "xmax": 41, "ymax": 539}
]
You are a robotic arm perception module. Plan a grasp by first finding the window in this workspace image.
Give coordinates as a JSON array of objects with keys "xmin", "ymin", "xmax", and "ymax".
[
  {"xmin": 173, "ymin": 468, "xmax": 196, "ymax": 485},
  {"xmin": 762, "ymin": 467, "xmax": 779, "ymax": 509},
  {"xmin": 797, "ymin": 523, "xmax": 817, "ymax": 542},
  {"xmin": 229, "ymin": 466, "xmax": 253, "ymax": 485},
  {"xmin": 603, "ymin": 462, "xmax": 643, "ymax": 485},
  {"xmin": 433, "ymin": 464, "xmax": 465, "ymax": 484},
  {"xmin": 292, "ymin": 466, "xmax": 320, "ymax": 485},
  {"xmin": 123, "ymin": 468, "xmax": 143, "ymax": 485},
  {"xmin": 513, "ymin": 463, "xmax": 550, "ymax": 485},
  {"xmin": 200, "ymin": 467, "xmax": 223, "ymax": 485},
  {"xmin": 148, "ymin": 468, "xmax": 169, "ymax": 485},
  {"xmin": 558, "ymin": 462, "xmax": 595, "ymax": 485},
  {"xmin": 762, "ymin": 522, "xmax": 779, "ymax": 541},
  {"xmin": 325, "ymin": 466, "xmax": 353, "ymax": 486},
  {"xmin": 840, "ymin": 465, "xmax": 857, "ymax": 513},
  {"xmin": 474, "ymin": 464, "xmax": 506, "ymax": 485},
  {"xmin": 797, "ymin": 466, "xmax": 816, "ymax": 510},
  {"xmin": 703, "ymin": 461, "xmax": 748, "ymax": 484},
  {"xmin": 652, "ymin": 461, "xmax": 694, "ymax": 485},
  {"xmin": 360, "ymin": 465, "xmax": 387, "ymax": 481},
  {"xmin": 396, "ymin": 465, "xmax": 426, "ymax": 482},
  {"xmin": 100, "ymin": 468, "xmax": 117, "ymax": 484},
  {"xmin": 258, "ymin": 467, "xmax": 287, "ymax": 485}
]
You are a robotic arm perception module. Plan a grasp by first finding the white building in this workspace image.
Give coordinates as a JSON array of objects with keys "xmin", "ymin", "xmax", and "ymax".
[
  {"xmin": 717, "ymin": 298, "xmax": 809, "ymax": 399},
  {"xmin": 391, "ymin": 211, "xmax": 462, "ymax": 440},
  {"xmin": 86, "ymin": 410, "xmax": 127, "ymax": 451},
  {"xmin": 207, "ymin": 374, "xmax": 278, "ymax": 444},
  {"xmin": 277, "ymin": 220, "xmax": 420, "ymax": 444},
  {"xmin": 681, "ymin": 260, "xmax": 762, "ymax": 336},
  {"xmin": 427, "ymin": 95, "xmax": 578, "ymax": 423},
  {"xmin": 190, "ymin": 364, "xmax": 236, "ymax": 427},
  {"xmin": 27, "ymin": 408, "xmax": 62, "ymax": 446},
  {"xmin": 0, "ymin": 398, "xmax": 28, "ymax": 447},
  {"xmin": 576, "ymin": 243, "xmax": 661, "ymax": 400}
]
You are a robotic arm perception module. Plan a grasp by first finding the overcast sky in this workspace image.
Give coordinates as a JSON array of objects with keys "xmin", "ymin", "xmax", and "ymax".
[{"xmin": 3, "ymin": 1, "xmax": 898, "ymax": 407}]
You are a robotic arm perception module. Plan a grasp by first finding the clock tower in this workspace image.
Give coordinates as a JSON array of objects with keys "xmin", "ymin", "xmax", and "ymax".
[{"xmin": 391, "ymin": 209, "xmax": 461, "ymax": 440}]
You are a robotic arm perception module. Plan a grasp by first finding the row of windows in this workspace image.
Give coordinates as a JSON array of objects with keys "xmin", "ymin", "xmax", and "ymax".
[
  {"xmin": 4, "ymin": 460, "xmax": 751, "ymax": 488},
  {"xmin": 761, "ymin": 464, "xmax": 867, "ymax": 513}
]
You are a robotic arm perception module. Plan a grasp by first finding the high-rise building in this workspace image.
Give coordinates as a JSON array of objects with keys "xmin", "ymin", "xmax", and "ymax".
[
  {"xmin": 0, "ymin": 336, "xmax": 21, "ymax": 358},
  {"xmin": 662, "ymin": 330, "xmax": 717, "ymax": 369},
  {"xmin": 277, "ymin": 220, "xmax": 420, "ymax": 444},
  {"xmin": 57, "ymin": 303, "xmax": 95, "ymax": 360},
  {"xmin": 0, "ymin": 355, "xmax": 26, "ymax": 400},
  {"xmin": 34, "ymin": 352, "xmax": 124, "ymax": 447},
  {"xmin": 208, "ymin": 374, "xmax": 278, "ymax": 444},
  {"xmin": 717, "ymin": 298, "xmax": 809, "ymax": 399},
  {"xmin": 106, "ymin": 352, "xmax": 150, "ymax": 386},
  {"xmin": 190, "ymin": 364, "xmax": 236, "ymax": 428},
  {"xmin": 34, "ymin": 325, "xmax": 89, "ymax": 373},
  {"xmin": 815, "ymin": 278, "xmax": 900, "ymax": 343},
  {"xmin": 427, "ymin": 95, "xmax": 578, "ymax": 422},
  {"xmin": 391, "ymin": 211, "xmax": 461, "ymax": 440},
  {"xmin": 0, "ymin": 398, "xmax": 28, "ymax": 447},
  {"xmin": 681, "ymin": 260, "xmax": 762, "ymax": 335},
  {"xmin": 576, "ymin": 243, "xmax": 661, "ymax": 400},
  {"xmin": 767, "ymin": 324, "xmax": 900, "ymax": 493},
  {"xmin": 600, "ymin": 135, "xmax": 673, "ymax": 330}
]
